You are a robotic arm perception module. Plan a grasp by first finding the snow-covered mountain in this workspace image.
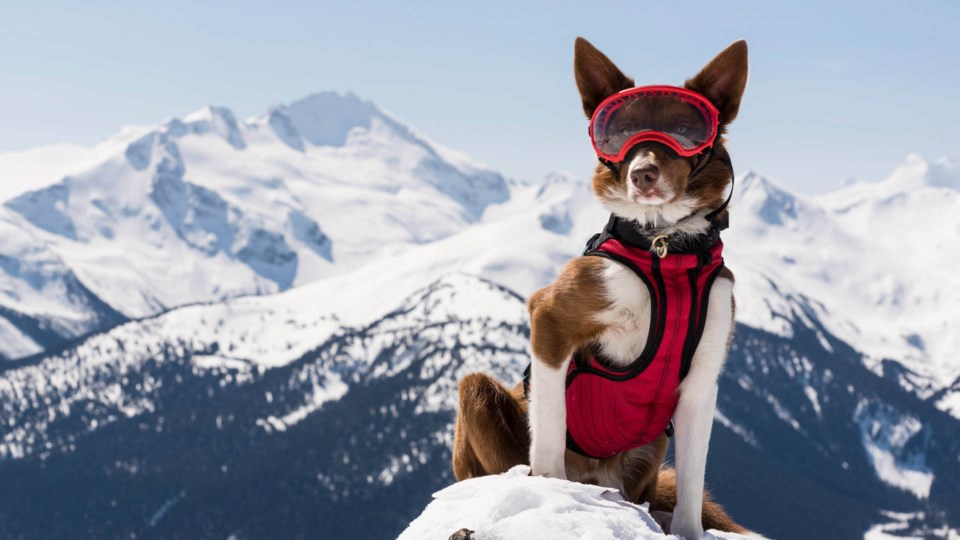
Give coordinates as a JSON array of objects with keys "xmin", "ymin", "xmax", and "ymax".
[
  {"xmin": 0, "ymin": 91, "xmax": 508, "ymax": 360},
  {"xmin": 0, "ymin": 92, "xmax": 958, "ymax": 539},
  {"xmin": 728, "ymin": 156, "xmax": 960, "ymax": 416}
]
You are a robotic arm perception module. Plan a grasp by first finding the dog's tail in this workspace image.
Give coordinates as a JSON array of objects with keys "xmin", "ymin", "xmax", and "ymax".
[{"xmin": 651, "ymin": 467, "xmax": 752, "ymax": 535}]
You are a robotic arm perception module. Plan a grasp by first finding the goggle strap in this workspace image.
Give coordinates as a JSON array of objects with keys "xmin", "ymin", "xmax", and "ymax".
[
  {"xmin": 598, "ymin": 157, "xmax": 620, "ymax": 179},
  {"xmin": 689, "ymin": 146, "xmax": 713, "ymax": 179},
  {"xmin": 704, "ymin": 153, "xmax": 734, "ymax": 227}
]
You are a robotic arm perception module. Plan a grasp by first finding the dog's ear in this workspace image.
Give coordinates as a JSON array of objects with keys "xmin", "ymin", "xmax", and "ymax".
[
  {"xmin": 685, "ymin": 40, "xmax": 749, "ymax": 124},
  {"xmin": 574, "ymin": 37, "xmax": 635, "ymax": 118}
]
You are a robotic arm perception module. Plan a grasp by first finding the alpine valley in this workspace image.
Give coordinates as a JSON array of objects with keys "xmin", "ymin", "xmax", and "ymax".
[{"xmin": 0, "ymin": 92, "xmax": 958, "ymax": 539}]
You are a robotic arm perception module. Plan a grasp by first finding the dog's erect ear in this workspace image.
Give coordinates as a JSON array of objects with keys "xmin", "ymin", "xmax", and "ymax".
[
  {"xmin": 574, "ymin": 37, "xmax": 635, "ymax": 118},
  {"xmin": 684, "ymin": 40, "xmax": 749, "ymax": 124}
]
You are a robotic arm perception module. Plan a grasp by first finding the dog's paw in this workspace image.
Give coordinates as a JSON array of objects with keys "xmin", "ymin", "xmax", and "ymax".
[
  {"xmin": 530, "ymin": 451, "xmax": 567, "ymax": 480},
  {"xmin": 670, "ymin": 514, "xmax": 705, "ymax": 539},
  {"xmin": 529, "ymin": 461, "xmax": 567, "ymax": 480},
  {"xmin": 530, "ymin": 466, "xmax": 567, "ymax": 480}
]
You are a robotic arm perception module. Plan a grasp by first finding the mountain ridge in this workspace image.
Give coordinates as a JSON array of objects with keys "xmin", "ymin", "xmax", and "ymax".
[{"xmin": 0, "ymin": 91, "xmax": 510, "ymax": 360}]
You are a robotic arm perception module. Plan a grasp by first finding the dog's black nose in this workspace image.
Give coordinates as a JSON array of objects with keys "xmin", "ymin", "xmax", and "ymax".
[{"xmin": 630, "ymin": 165, "xmax": 660, "ymax": 188}]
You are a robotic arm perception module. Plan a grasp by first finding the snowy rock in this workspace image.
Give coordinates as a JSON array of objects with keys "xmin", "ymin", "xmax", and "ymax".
[{"xmin": 398, "ymin": 466, "xmax": 760, "ymax": 540}]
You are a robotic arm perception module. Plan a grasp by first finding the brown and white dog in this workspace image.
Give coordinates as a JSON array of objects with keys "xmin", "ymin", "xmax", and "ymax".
[{"xmin": 453, "ymin": 38, "xmax": 749, "ymax": 539}]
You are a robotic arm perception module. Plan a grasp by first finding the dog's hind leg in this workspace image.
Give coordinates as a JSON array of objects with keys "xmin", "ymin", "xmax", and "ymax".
[
  {"xmin": 452, "ymin": 373, "xmax": 530, "ymax": 481},
  {"xmin": 616, "ymin": 434, "xmax": 669, "ymax": 504}
]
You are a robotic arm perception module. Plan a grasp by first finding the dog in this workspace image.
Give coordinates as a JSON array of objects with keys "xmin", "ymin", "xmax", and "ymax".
[{"xmin": 453, "ymin": 37, "xmax": 749, "ymax": 539}]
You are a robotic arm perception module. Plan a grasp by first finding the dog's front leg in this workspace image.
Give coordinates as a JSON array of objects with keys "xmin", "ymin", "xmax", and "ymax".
[
  {"xmin": 528, "ymin": 354, "xmax": 571, "ymax": 479},
  {"xmin": 527, "ymin": 289, "xmax": 573, "ymax": 480},
  {"xmin": 670, "ymin": 277, "xmax": 734, "ymax": 540},
  {"xmin": 526, "ymin": 259, "xmax": 609, "ymax": 480}
]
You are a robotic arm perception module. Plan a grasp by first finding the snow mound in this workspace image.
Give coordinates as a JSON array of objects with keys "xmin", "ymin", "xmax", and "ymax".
[{"xmin": 398, "ymin": 466, "xmax": 760, "ymax": 540}]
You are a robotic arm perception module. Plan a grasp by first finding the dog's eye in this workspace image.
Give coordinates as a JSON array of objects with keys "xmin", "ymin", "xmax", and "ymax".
[{"xmin": 676, "ymin": 125, "xmax": 689, "ymax": 135}]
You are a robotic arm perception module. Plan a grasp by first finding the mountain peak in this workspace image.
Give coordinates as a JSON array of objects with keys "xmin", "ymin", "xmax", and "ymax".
[
  {"xmin": 265, "ymin": 91, "xmax": 387, "ymax": 148},
  {"xmin": 735, "ymin": 170, "xmax": 796, "ymax": 204},
  {"xmin": 734, "ymin": 171, "xmax": 801, "ymax": 225},
  {"xmin": 886, "ymin": 153, "xmax": 959, "ymax": 191},
  {"xmin": 738, "ymin": 170, "xmax": 788, "ymax": 195},
  {"xmin": 286, "ymin": 90, "xmax": 374, "ymax": 111},
  {"xmin": 164, "ymin": 105, "xmax": 245, "ymax": 150},
  {"xmin": 182, "ymin": 105, "xmax": 236, "ymax": 125}
]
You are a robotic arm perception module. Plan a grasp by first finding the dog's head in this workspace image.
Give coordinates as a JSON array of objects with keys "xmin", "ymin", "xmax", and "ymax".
[{"xmin": 574, "ymin": 38, "xmax": 748, "ymax": 226}]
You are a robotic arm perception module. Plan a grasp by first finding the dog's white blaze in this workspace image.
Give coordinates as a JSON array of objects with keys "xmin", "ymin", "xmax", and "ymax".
[
  {"xmin": 528, "ymin": 354, "xmax": 571, "ymax": 480},
  {"xmin": 593, "ymin": 259, "xmax": 652, "ymax": 366},
  {"xmin": 671, "ymin": 276, "xmax": 734, "ymax": 540},
  {"xmin": 626, "ymin": 152, "xmax": 675, "ymax": 203}
]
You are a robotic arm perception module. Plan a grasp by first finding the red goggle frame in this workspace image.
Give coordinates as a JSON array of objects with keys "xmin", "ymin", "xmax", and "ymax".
[{"xmin": 589, "ymin": 85, "xmax": 720, "ymax": 162}]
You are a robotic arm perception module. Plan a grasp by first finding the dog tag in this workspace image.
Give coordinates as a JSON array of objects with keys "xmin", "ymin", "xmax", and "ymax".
[{"xmin": 652, "ymin": 235, "xmax": 670, "ymax": 259}]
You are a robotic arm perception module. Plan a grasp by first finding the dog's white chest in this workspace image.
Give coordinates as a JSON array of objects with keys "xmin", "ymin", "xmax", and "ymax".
[{"xmin": 592, "ymin": 258, "xmax": 653, "ymax": 366}]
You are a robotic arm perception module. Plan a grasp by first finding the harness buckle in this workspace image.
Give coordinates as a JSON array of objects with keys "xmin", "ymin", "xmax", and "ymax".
[{"xmin": 651, "ymin": 234, "xmax": 670, "ymax": 258}]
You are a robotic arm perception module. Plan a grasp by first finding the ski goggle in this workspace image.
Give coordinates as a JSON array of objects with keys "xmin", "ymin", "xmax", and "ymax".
[{"xmin": 589, "ymin": 85, "xmax": 720, "ymax": 163}]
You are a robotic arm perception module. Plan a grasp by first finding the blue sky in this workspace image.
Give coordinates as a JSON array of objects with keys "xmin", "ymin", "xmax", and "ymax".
[{"xmin": 1, "ymin": 0, "xmax": 958, "ymax": 193}]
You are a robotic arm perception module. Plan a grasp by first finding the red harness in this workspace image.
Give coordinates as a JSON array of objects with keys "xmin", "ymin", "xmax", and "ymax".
[
  {"xmin": 525, "ymin": 221, "xmax": 725, "ymax": 460},
  {"xmin": 565, "ymin": 237, "xmax": 724, "ymax": 459}
]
